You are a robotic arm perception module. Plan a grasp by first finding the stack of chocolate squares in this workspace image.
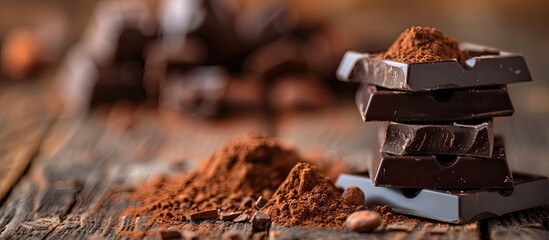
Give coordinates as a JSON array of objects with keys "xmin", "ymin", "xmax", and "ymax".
[{"xmin": 335, "ymin": 42, "xmax": 549, "ymax": 223}]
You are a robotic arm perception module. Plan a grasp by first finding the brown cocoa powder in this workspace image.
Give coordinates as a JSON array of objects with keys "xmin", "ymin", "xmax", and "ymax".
[
  {"xmin": 263, "ymin": 162, "xmax": 364, "ymax": 227},
  {"xmin": 369, "ymin": 205, "xmax": 416, "ymax": 226},
  {"xmin": 119, "ymin": 134, "xmax": 415, "ymax": 235},
  {"xmin": 379, "ymin": 26, "xmax": 470, "ymax": 64},
  {"xmin": 122, "ymin": 134, "xmax": 301, "ymax": 224}
]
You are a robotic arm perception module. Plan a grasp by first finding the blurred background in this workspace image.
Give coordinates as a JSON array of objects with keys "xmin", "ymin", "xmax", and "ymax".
[{"xmin": 1, "ymin": 0, "xmax": 548, "ymax": 117}]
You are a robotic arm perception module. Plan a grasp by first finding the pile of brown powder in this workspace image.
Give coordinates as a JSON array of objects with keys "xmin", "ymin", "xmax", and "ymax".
[
  {"xmin": 379, "ymin": 26, "xmax": 470, "ymax": 64},
  {"xmin": 263, "ymin": 162, "xmax": 364, "ymax": 227},
  {"xmin": 121, "ymin": 134, "xmax": 410, "ymax": 234},
  {"xmin": 123, "ymin": 134, "xmax": 301, "ymax": 224}
]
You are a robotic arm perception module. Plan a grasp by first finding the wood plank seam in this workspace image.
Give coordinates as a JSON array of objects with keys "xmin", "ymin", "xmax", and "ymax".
[{"xmin": 0, "ymin": 118, "xmax": 56, "ymax": 208}]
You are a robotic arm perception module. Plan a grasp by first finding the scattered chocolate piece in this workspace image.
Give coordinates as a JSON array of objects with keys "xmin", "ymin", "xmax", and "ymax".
[
  {"xmin": 346, "ymin": 210, "xmax": 382, "ymax": 233},
  {"xmin": 251, "ymin": 211, "xmax": 271, "ymax": 231},
  {"xmin": 341, "ymin": 186, "xmax": 365, "ymax": 207},
  {"xmin": 372, "ymin": 205, "xmax": 393, "ymax": 215},
  {"xmin": 160, "ymin": 230, "xmax": 183, "ymax": 240},
  {"xmin": 189, "ymin": 209, "xmax": 218, "ymax": 221},
  {"xmin": 221, "ymin": 230, "xmax": 245, "ymax": 240},
  {"xmin": 240, "ymin": 197, "xmax": 255, "ymax": 208},
  {"xmin": 254, "ymin": 196, "xmax": 268, "ymax": 210},
  {"xmin": 233, "ymin": 213, "xmax": 251, "ymax": 223},
  {"xmin": 220, "ymin": 212, "xmax": 242, "ymax": 221}
]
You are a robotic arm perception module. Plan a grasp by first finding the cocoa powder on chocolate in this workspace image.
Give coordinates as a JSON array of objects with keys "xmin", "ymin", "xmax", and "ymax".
[
  {"xmin": 123, "ymin": 134, "xmax": 301, "ymax": 225},
  {"xmin": 379, "ymin": 26, "xmax": 470, "ymax": 64},
  {"xmin": 263, "ymin": 162, "xmax": 363, "ymax": 227}
]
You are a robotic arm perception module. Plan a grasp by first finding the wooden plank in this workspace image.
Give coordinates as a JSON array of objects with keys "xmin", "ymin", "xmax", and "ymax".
[
  {"xmin": 1, "ymin": 84, "xmax": 548, "ymax": 239},
  {"xmin": 489, "ymin": 205, "xmax": 549, "ymax": 240},
  {"xmin": 0, "ymin": 103, "xmax": 266, "ymax": 239},
  {"xmin": 0, "ymin": 118, "xmax": 105, "ymax": 239},
  {"xmin": 270, "ymin": 221, "xmax": 480, "ymax": 240},
  {"xmin": 269, "ymin": 224, "xmax": 411, "ymax": 240},
  {"xmin": 0, "ymin": 83, "xmax": 58, "ymax": 204}
]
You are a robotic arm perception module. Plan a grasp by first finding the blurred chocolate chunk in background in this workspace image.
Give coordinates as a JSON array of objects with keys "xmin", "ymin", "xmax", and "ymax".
[
  {"xmin": 53, "ymin": 0, "xmax": 357, "ymax": 118},
  {"xmin": 2, "ymin": 0, "xmax": 549, "ymax": 118}
]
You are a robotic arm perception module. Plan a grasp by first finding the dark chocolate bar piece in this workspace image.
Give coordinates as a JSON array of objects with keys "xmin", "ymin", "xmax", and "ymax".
[
  {"xmin": 371, "ymin": 136, "xmax": 513, "ymax": 189},
  {"xmin": 356, "ymin": 85, "xmax": 514, "ymax": 122},
  {"xmin": 160, "ymin": 67, "xmax": 227, "ymax": 118},
  {"xmin": 90, "ymin": 63, "xmax": 146, "ymax": 107},
  {"xmin": 336, "ymin": 172, "xmax": 549, "ymax": 224},
  {"xmin": 336, "ymin": 43, "xmax": 532, "ymax": 91},
  {"xmin": 382, "ymin": 121, "xmax": 493, "ymax": 157}
]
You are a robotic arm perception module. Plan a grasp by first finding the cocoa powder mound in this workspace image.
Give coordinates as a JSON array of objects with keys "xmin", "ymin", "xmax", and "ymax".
[
  {"xmin": 123, "ymin": 134, "xmax": 301, "ymax": 224},
  {"xmin": 263, "ymin": 162, "xmax": 363, "ymax": 227},
  {"xmin": 379, "ymin": 26, "xmax": 470, "ymax": 64}
]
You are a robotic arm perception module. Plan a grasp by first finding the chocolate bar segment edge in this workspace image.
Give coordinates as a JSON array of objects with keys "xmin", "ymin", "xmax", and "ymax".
[
  {"xmin": 335, "ymin": 173, "xmax": 549, "ymax": 223},
  {"xmin": 356, "ymin": 85, "xmax": 514, "ymax": 122},
  {"xmin": 371, "ymin": 136, "xmax": 513, "ymax": 189},
  {"xmin": 382, "ymin": 120, "xmax": 494, "ymax": 157}
]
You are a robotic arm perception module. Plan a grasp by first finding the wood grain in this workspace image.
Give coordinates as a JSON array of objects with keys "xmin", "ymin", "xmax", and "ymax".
[
  {"xmin": 0, "ymin": 101, "xmax": 267, "ymax": 239},
  {"xmin": 0, "ymin": 84, "xmax": 58, "ymax": 204},
  {"xmin": 489, "ymin": 205, "xmax": 549, "ymax": 240},
  {"xmin": 1, "ymin": 85, "xmax": 549, "ymax": 239}
]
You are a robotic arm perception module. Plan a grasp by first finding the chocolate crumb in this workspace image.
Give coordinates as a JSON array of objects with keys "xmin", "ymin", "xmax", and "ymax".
[
  {"xmin": 251, "ymin": 211, "xmax": 271, "ymax": 231},
  {"xmin": 254, "ymin": 196, "xmax": 268, "ymax": 210},
  {"xmin": 233, "ymin": 213, "xmax": 251, "ymax": 223},
  {"xmin": 341, "ymin": 186, "xmax": 365, "ymax": 207},
  {"xmin": 240, "ymin": 197, "xmax": 254, "ymax": 208},
  {"xmin": 189, "ymin": 209, "xmax": 218, "ymax": 221},
  {"xmin": 346, "ymin": 210, "xmax": 382, "ymax": 233},
  {"xmin": 220, "ymin": 212, "xmax": 242, "ymax": 221},
  {"xmin": 159, "ymin": 230, "xmax": 183, "ymax": 240}
]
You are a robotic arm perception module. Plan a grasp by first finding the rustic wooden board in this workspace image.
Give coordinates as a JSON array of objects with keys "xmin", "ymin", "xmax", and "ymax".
[
  {"xmin": 1, "ymin": 84, "xmax": 549, "ymax": 239},
  {"xmin": 489, "ymin": 205, "xmax": 549, "ymax": 240},
  {"xmin": 0, "ymin": 83, "xmax": 58, "ymax": 204},
  {"xmin": 0, "ymin": 101, "xmax": 267, "ymax": 239},
  {"xmin": 270, "ymin": 221, "xmax": 480, "ymax": 240}
]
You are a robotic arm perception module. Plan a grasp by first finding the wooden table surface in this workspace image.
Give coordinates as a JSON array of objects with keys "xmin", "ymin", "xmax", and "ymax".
[{"xmin": 0, "ymin": 82, "xmax": 548, "ymax": 240}]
